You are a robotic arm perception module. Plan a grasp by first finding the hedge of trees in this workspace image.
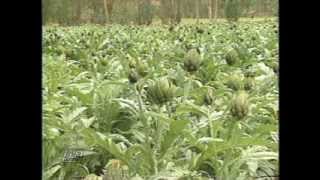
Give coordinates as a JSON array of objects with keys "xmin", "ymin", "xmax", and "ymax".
[{"xmin": 43, "ymin": 0, "xmax": 278, "ymax": 25}]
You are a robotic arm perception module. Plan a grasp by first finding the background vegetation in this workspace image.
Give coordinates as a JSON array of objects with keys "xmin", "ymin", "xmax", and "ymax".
[{"xmin": 43, "ymin": 0, "xmax": 278, "ymax": 25}]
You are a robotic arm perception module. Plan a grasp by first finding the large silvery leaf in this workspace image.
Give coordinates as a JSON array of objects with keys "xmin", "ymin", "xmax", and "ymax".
[
  {"xmin": 241, "ymin": 146, "xmax": 278, "ymax": 161},
  {"xmin": 82, "ymin": 128, "xmax": 130, "ymax": 166},
  {"xmin": 197, "ymin": 137, "xmax": 224, "ymax": 145},
  {"xmin": 160, "ymin": 119, "xmax": 189, "ymax": 158},
  {"xmin": 63, "ymin": 107, "xmax": 87, "ymax": 123},
  {"xmin": 176, "ymin": 102, "xmax": 208, "ymax": 118},
  {"xmin": 44, "ymin": 165, "xmax": 61, "ymax": 179},
  {"xmin": 80, "ymin": 117, "xmax": 95, "ymax": 128}
]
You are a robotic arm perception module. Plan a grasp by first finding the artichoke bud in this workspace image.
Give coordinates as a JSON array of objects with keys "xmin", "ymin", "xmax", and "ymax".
[
  {"xmin": 100, "ymin": 59, "xmax": 108, "ymax": 66},
  {"xmin": 146, "ymin": 78, "xmax": 176, "ymax": 105},
  {"xmin": 225, "ymin": 49, "xmax": 239, "ymax": 66},
  {"xmin": 64, "ymin": 49, "xmax": 73, "ymax": 58},
  {"xmin": 136, "ymin": 61, "xmax": 148, "ymax": 77},
  {"xmin": 244, "ymin": 68, "xmax": 256, "ymax": 78},
  {"xmin": 204, "ymin": 88, "xmax": 214, "ymax": 105},
  {"xmin": 272, "ymin": 62, "xmax": 279, "ymax": 74},
  {"xmin": 128, "ymin": 69, "xmax": 139, "ymax": 84},
  {"xmin": 168, "ymin": 77, "xmax": 178, "ymax": 86},
  {"xmin": 230, "ymin": 91, "xmax": 250, "ymax": 119},
  {"xmin": 128, "ymin": 59, "xmax": 136, "ymax": 69},
  {"xmin": 169, "ymin": 25, "xmax": 174, "ymax": 32},
  {"xmin": 244, "ymin": 77, "xmax": 255, "ymax": 91},
  {"xmin": 103, "ymin": 159, "xmax": 128, "ymax": 180},
  {"xmin": 196, "ymin": 27, "xmax": 204, "ymax": 34},
  {"xmin": 183, "ymin": 49, "xmax": 202, "ymax": 73},
  {"xmin": 226, "ymin": 75, "xmax": 243, "ymax": 91},
  {"xmin": 265, "ymin": 61, "xmax": 278, "ymax": 74}
]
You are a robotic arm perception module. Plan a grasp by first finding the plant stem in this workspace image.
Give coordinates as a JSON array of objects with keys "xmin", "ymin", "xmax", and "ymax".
[
  {"xmin": 209, "ymin": 117, "xmax": 214, "ymax": 138},
  {"xmin": 135, "ymin": 85, "xmax": 149, "ymax": 146},
  {"xmin": 228, "ymin": 119, "xmax": 238, "ymax": 141},
  {"xmin": 166, "ymin": 102, "xmax": 171, "ymax": 118},
  {"xmin": 184, "ymin": 73, "xmax": 193, "ymax": 102}
]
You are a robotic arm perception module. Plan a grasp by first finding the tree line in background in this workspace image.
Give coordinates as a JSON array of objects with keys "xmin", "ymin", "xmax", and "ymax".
[{"xmin": 43, "ymin": 0, "xmax": 278, "ymax": 25}]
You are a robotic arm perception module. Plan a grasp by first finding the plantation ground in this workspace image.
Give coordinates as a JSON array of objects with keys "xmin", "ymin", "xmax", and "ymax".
[
  {"xmin": 45, "ymin": 17, "xmax": 277, "ymax": 27},
  {"xmin": 152, "ymin": 17, "xmax": 277, "ymax": 25},
  {"xmin": 43, "ymin": 20, "xmax": 278, "ymax": 180}
]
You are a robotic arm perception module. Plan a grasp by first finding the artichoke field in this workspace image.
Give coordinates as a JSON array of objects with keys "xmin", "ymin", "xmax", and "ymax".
[{"xmin": 43, "ymin": 20, "xmax": 278, "ymax": 180}]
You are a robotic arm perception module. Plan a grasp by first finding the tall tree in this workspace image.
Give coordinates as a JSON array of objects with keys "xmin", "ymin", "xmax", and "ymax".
[
  {"xmin": 159, "ymin": 0, "xmax": 169, "ymax": 24},
  {"xmin": 138, "ymin": 0, "xmax": 153, "ymax": 25},
  {"xmin": 208, "ymin": 0, "xmax": 213, "ymax": 19},
  {"xmin": 225, "ymin": 0, "xmax": 241, "ymax": 22},
  {"xmin": 159, "ymin": 0, "xmax": 183, "ymax": 24},
  {"xmin": 175, "ymin": 0, "xmax": 182, "ymax": 24},
  {"xmin": 214, "ymin": 0, "xmax": 219, "ymax": 20},
  {"xmin": 195, "ymin": 0, "xmax": 200, "ymax": 22},
  {"xmin": 104, "ymin": 0, "xmax": 114, "ymax": 23},
  {"xmin": 73, "ymin": 0, "xmax": 82, "ymax": 24}
]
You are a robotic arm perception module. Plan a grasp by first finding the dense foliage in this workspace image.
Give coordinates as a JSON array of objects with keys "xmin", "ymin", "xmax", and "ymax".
[{"xmin": 43, "ymin": 19, "xmax": 278, "ymax": 179}]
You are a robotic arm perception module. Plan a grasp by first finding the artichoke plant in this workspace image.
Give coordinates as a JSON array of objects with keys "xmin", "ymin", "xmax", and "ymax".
[
  {"xmin": 244, "ymin": 77, "xmax": 255, "ymax": 91},
  {"xmin": 128, "ymin": 69, "xmax": 140, "ymax": 84},
  {"xmin": 146, "ymin": 78, "xmax": 177, "ymax": 105},
  {"xmin": 196, "ymin": 27, "xmax": 204, "ymax": 34},
  {"xmin": 225, "ymin": 48, "xmax": 239, "ymax": 66},
  {"xmin": 101, "ymin": 159, "xmax": 129, "ymax": 180},
  {"xmin": 204, "ymin": 88, "xmax": 214, "ymax": 105},
  {"xmin": 136, "ymin": 60, "xmax": 148, "ymax": 77},
  {"xmin": 128, "ymin": 59, "xmax": 136, "ymax": 69},
  {"xmin": 230, "ymin": 90, "xmax": 250, "ymax": 119},
  {"xmin": 243, "ymin": 68, "xmax": 257, "ymax": 78},
  {"xmin": 271, "ymin": 62, "xmax": 279, "ymax": 74},
  {"xmin": 226, "ymin": 75, "xmax": 243, "ymax": 91},
  {"xmin": 184, "ymin": 49, "xmax": 202, "ymax": 73},
  {"xmin": 265, "ymin": 61, "xmax": 278, "ymax": 74}
]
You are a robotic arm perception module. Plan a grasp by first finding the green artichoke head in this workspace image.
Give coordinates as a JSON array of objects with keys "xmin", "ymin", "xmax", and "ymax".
[
  {"xmin": 244, "ymin": 77, "xmax": 256, "ymax": 91},
  {"xmin": 244, "ymin": 67, "xmax": 257, "ymax": 78},
  {"xmin": 204, "ymin": 88, "xmax": 214, "ymax": 105},
  {"xmin": 230, "ymin": 90, "xmax": 250, "ymax": 119},
  {"xmin": 136, "ymin": 60, "xmax": 149, "ymax": 77},
  {"xmin": 270, "ymin": 61, "xmax": 279, "ymax": 74},
  {"xmin": 184, "ymin": 49, "xmax": 202, "ymax": 73},
  {"xmin": 128, "ymin": 69, "xmax": 139, "ymax": 84},
  {"xmin": 128, "ymin": 59, "xmax": 136, "ymax": 69},
  {"xmin": 146, "ymin": 77, "xmax": 177, "ymax": 105},
  {"xmin": 226, "ymin": 75, "xmax": 243, "ymax": 91},
  {"xmin": 225, "ymin": 48, "xmax": 239, "ymax": 66}
]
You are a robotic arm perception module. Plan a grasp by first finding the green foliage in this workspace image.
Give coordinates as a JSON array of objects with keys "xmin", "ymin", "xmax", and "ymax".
[{"xmin": 43, "ymin": 20, "xmax": 278, "ymax": 179}]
